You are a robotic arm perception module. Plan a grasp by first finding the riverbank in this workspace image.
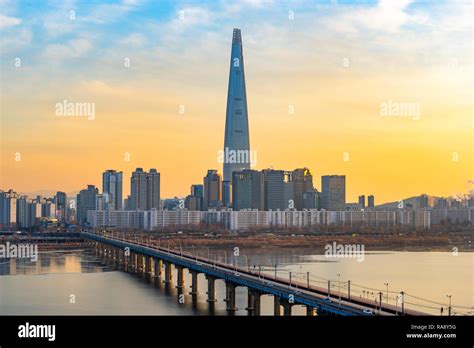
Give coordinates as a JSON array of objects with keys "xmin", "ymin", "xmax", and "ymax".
[{"xmin": 153, "ymin": 232, "xmax": 473, "ymax": 253}]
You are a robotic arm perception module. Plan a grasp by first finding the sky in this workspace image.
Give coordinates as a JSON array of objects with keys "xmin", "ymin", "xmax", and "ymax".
[{"xmin": 0, "ymin": 0, "xmax": 472, "ymax": 204}]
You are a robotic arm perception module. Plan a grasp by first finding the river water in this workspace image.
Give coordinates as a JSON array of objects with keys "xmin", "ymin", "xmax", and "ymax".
[{"xmin": 0, "ymin": 248, "xmax": 472, "ymax": 315}]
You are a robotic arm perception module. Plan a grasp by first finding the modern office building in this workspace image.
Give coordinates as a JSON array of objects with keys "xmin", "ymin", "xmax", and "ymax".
[
  {"xmin": 102, "ymin": 170, "xmax": 123, "ymax": 210},
  {"xmin": 232, "ymin": 169, "xmax": 264, "ymax": 211},
  {"xmin": 263, "ymin": 169, "xmax": 286, "ymax": 210},
  {"xmin": 185, "ymin": 184, "xmax": 204, "ymax": 211},
  {"xmin": 293, "ymin": 168, "xmax": 314, "ymax": 210},
  {"xmin": 321, "ymin": 175, "xmax": 346, "ymax": 211},
  {"xmin": 222, "ymin": 28, "xmax": 251, "ymax": 207},
  {"xmin": 77, "ymin": 185, "xmax": 98, "ymax": 225},
  {"xmin": 203, "ymin": 170, "xmax": 222, "ymax": 210}
]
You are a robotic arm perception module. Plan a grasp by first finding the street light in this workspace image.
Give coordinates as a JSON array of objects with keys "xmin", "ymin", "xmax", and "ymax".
[
  {"xmin": 446, "ymin": 294, "xmax": 452, "ymax": 316},
  {"xmin": 384, "ymin": 282, "xmax": 389, "ymax": 304}
]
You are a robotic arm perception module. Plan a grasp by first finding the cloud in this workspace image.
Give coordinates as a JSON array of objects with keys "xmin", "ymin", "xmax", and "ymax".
[
  {"xmin": 0, "ymin": 14, "xmax": 21, "ymax": 29},
  {"xmin": 323, "ymin": 0, "xmax": 426, "ymax": 34},
  {"xmin": 42, "ymin": 38, "xmax": 91, "ymax": 60}
]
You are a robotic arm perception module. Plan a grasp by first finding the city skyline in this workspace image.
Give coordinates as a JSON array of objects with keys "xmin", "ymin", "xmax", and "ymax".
[{"xmin": 1, "ymin": 0, "xmax": 472, "ymax": 204}]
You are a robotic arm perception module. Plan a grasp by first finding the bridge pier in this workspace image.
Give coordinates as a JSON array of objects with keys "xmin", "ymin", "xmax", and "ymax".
[
  {"xmin": 246, "ymin": 289, "xmax": 261, "ymax": 316},
  {"xmin": 154, "ymin": 258, "xmax": 162, "ymax": 278},
  {"xmin": 163, "ymin": 262, "xmax": 172, "ymax": 283},
  {"xmin": 225, "ymin": 282, "xmax": 237, "ymax": 312},
  {"xmin": 132, "ymin": 252, "xmax": 139, "ymax": 273},
  {"xmin": 205, "ymin": 275, "xmax": 217, "ymax": 302},
  {"xmin": 112, "ymin": 247, "xmax": 118, "ymax": 264},
  {"xmin": 189, "ymin": 270, "xmax": 199, "ymax": 295},
  {"xmin": 274, "ymin": 296, "xmax": 281, "ymax": 316},
  {"xmin": 145, "ymin": 255, "xmax": 152, "ymax": 279},
  {"xmin": 176, "ymin": 266, "xmax": 185, "ymax": 289},
  {"xmin": 282, "ymin": 301, "xmax": 292, "ymax": 316}
]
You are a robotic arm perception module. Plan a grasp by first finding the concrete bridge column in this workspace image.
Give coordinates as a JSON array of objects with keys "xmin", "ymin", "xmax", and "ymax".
[
  {"xmin": 246, "ymin": 290, "xmax": 261, "ymax": 316},
  {"xmin": 282, "ymin": 301, "xmax": 293, "ymax": 316},
  {"xmin": 205, "ymin": 275, "xmax": 217, "ymax": 303},
  {"xmin": 144, "ymin": 256, "xmax": 151, "ymax": 272},
  {"xmin": 176, "ymin": 266, "xmax": 185, "ymax": 289},
  {"xmin": 154, "ymin": 258, "xmax": 162, "ymax": 278},
  {"xmin": 253, "ymin": 292, "xmax": 261, "ymax": 316},
  {"xmin": 274, "ymin": 296, "xmax": 281, "ymax": 316},
  {"xmin": 225, "ymin": 282, "xmax": 237, "ymax": 312},
  {"xmin": 189, "ymin": 270, "xmax": 199, "ymax": 295},
  {"xmin": 133, "ymin": 253, "xmax": 138, "ymax": 273},
  {"xmin": 163, "ymin": 263, "xmax": 172, "ymax": 283},
  {"xmin": 306, "ymin": 306, "xmax": 315, "ymax": 316},
  {"xmin": 129, "ymin": 252, "xmax": 135, "ymax": 272},
  {"xmin": 112, "ymin": 247, "xmax": 118, "ymax": 263},
  {"xmin": 246, "ymin": 289, "xmax": 254, "ymax": 315}
]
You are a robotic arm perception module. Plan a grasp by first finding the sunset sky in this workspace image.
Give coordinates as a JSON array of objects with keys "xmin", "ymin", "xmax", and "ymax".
[{"xmin": 0, "ymin": 0, "xmax": 472, "ymax": 204}]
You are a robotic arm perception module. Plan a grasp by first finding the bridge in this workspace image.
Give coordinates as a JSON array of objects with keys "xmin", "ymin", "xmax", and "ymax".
[{"xmin": 81, "ymin": 231, "xmax": 427, "ymax": 316}]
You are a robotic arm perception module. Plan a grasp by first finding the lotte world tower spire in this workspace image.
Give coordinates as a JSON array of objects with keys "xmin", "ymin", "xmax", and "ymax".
[{"xmin": 222, "ymin": 28, "xmax": 251, "ymax": 207}]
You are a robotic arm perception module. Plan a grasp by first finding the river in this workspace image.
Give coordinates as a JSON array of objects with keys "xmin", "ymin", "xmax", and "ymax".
[{"xmin": 0, "ymin": 248, "xmax": 472, "ymax": 315}]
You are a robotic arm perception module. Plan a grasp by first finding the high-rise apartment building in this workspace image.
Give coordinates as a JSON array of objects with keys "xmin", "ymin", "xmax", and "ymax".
[
  {"xmin": 368, "ymin": 195, "xmax": 375, "ymax": 209},
  {"xmin": 358, "ymin": 195, "xmax": 366, "ymax": 209},
  {"xmin": 77, "ymin": 185, "xmax": 98, "ymax": 225},
  {"xmin": 102, "ymin": 170, "xmax": 123, "ymax": 210},
  {"xmin": 131, "ymin": 168, "xmax": 147, "ymax": 210},
  {"xmin": 146, "ymin": 169, "xmax": 160, "ymax": 210}
]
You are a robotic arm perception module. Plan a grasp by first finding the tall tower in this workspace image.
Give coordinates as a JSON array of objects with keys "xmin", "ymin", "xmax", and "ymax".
[{"xmin": 223, "ymin": 28, "xmax": 251, "ymax": 207}]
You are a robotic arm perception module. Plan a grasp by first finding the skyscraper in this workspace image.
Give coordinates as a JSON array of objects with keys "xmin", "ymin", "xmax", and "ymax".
[
  {"xmin": 293, "ymin": 168, "xmax": 314, "ymax": 210},
  {"xmin": 77, "ymin": 185, "xmax": 98, "ymax": 225},
  {"xmin": 0, "ymin": 190, "xmax": 17, "ymax": 228},
  {"xmin": 222, "ymin": 28, "xmax": 251, "ymax": 207},
  {"xmin": 321, "ymin": 175, "xmax": 346, "ymax": 211},
  {"xmin": 102, "ymin": 170, "xmax": 123, "ymax": 210},
  {"xmin": 185, "ymin": 185, "xmax": 204, "ymax": 211},
  {"xmin": 55, "ymin": 191, "xmax": 68, "ymax": 220},
  {"xmin": 232, "ymin": 169, "xmax": 264, "ymax": 211},
  {"xmin": 358, "ymin": 195, "xmax": 366, "ymax": 209},
  {"xmin": 368, "ymin": 195, "xmax": 375, "ymax": 209},
  {"xmin": 263, "ymin": 169, "xmax": 286, "ymax": 210},
  {"xmin": 146, "ymin": 169, "xmax": 160, "ymax": 210},
  {"xmin": 131, "ymin": 168, "xmax": 147, "ymax": 210},
  {"xmin": 203, "ymin": 170, "xmax": 221, "ymax": 210}
]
